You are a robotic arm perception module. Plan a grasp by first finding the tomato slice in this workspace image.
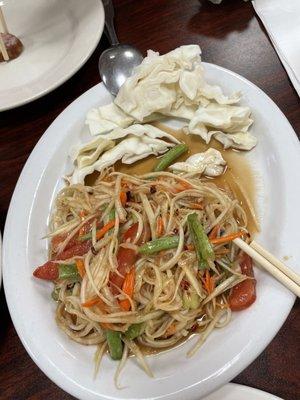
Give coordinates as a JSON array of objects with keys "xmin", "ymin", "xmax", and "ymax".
[
  {"xmin": 239, "ymin": 252, "xmax": 254, "ymax": 277},
  {"xmin": 110, "ymin": 223, "xmax": 148, "ymax": 295},
  {"xmin": 123, "ymin": 222, "xmax": 139, "ymax": 242},
  {"xmin": 140, "ymin": 222, "xmax": 151, "ymax": 244},
  {"xmin": 51, "ymin": 218, "xmax": 97, "ymax": 254},
  {"xmin": 34, "ymin": 239, "xmax": 92, "ymax": 280},
  {"xmin": 110, "ymin": 247, "xmax": 137, "ymax": 295},
  {"xmin": 229, "ymin": 253, "xmax": 256, "ymax": 311},
  {"xmin": 122, "ymin": 222, "xmax": 151, "ymax": 244},
  {"xmin": 79, "ymin": 218, "xmax": 98, "ymax": 235},
  {"xmin": 33, "ymin": 261, "xmax": 59, "ymax": 281},
  {"xmin": 51, "ymin": 233, "xmax": 78, "ymax": 254},
  {"xmin": 54, "ymin": 240, "xmax": 92, "ymax": 261}
]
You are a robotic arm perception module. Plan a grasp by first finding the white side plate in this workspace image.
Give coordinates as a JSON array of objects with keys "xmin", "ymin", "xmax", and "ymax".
[
  {"xmin": 0, "ymin": 0, "xmax": 104, "ymax": 111},
  {"xmin": 204, "ymin": 383, "xmax": 283, "ymax": 400},
  {"xmin": 3, "ymin": 63, "xmax": 300, "ymax": 400}
]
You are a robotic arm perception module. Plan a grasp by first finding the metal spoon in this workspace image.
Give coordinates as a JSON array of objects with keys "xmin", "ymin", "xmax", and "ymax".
[{"xmin": 99, "ymin": 0, "xmax": 143, "ymax": 96}]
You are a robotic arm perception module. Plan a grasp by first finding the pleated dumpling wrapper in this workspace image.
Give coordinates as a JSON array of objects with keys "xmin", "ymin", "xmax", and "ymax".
[
  {"xmin": 169, "ymin": 148, "xmax": 226, "ymax": 177},
  {"xmin": 115, "ymin": 45, "xmax": 240, "ymax": 121},
  {"xmin": 85, "ymin": 45, "xmax": 256, "ymax": 151},
  {"xmin": 86, "ymin": 45, "xmax": 241, "ymax": 132},
  {"xmin": 187, "ymin": 103, "xmax": 257, "ymax": 150},
  {"xmin": 70, "ymin": 124, "xmax": 179, "ymax": 184},
  {"xmin": 86, "ymin": 104, "xmax": 134, "ymax": 136}
]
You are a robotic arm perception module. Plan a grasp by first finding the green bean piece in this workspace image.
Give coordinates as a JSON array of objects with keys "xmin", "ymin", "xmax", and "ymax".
[
  {"xmin": 139, "ymin": 236, "xmax": 179, "ymax": 255},
  {"xmin": 51, "ymin": 286, "xmax": 60, "ymax": 301},
  {"xmin": 100, "ymin": 203, "xmax": 108, "ymax": 211},
  {"xmin": 124, "ymin": 323, "xmax": 144, "ymax": 340},
  {"xmin": 106, "ymin": 330, "xmax": 123, "ymax": 360},
  {"xmin": 182, "ymin": 292, "xmax": 200, "ymax": 310},
  {"xmin": 109, "ymin": 208, "xmax": 116, "ymax": 221},
  {"xmin": 153, "ymin": 143, "xmax": 188, "ymax": 172},
  {"xmin": 187, "ymin": 213, "xmax": 214, "ymax": 269},
  {"xmin": 58, "ymin": 263, "xmax": 81, "ymax": 281},
  {"xmin": 78, "ymin": 231, "xmax": 92, "ymax": 241},
  {"xmin": 80, "ymin": 210, "xmax": 114, "ymax": 241}
]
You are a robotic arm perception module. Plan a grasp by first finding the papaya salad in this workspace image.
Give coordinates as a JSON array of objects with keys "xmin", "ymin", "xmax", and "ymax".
[
  {"xmin": 33, "ymin": 45, "xmax": 258, "ymax": 385},
  {"xmin": 33, "ymin": 144, "xmax": 257, "ymax": 382}
]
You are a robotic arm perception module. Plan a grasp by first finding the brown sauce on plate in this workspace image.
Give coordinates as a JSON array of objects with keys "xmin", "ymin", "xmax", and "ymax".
[
  {"xmin": 137, "ymin": 314, "xmax": 208, "ymax": 356},
  {"xmin": 138, "ymin": 332, "xmax": 196, "ymax": 356},
  {"xmin": 117, "ymin": 122, "xmax": 259, "ymax": 236},
  {"xmin": 88, "ymin": 123, "xmax": 259, "ymax": 356}
]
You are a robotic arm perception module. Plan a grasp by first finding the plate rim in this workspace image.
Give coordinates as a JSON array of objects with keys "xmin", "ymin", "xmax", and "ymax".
[
  {"xmin": 3, "ymin": 62, "xmax": 299, "ymax": 400},
  {"xmin": 0, "ymin": 0, "xmax": 105, "ymax": 112},
  {"xmin": 204, "ymin": 383, "xmax": 284, "ymax": 400}
]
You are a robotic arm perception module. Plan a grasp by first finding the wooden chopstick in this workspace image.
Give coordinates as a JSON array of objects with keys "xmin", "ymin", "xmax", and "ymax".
[
  {"xmin": 250, "ymin": 240, "xmax": 300, "ymax": 286},
  {"xmin": 233, "ymin": 238, "xmax": 300, "ymax": 297},
  {"xmin": 0, "ymin": 5, "xmax": 9, "ymax": 61},
  {"xmin": 0, "ymin": 30, "xmax": 8, "ymax": 61},
  {"xmin": 0, "ymin": 7, "xmax": 8, "ymax": 34}
]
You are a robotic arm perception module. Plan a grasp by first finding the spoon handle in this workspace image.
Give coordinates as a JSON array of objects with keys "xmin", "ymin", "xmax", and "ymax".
[{"xmin": 102, "ymin": 0, "xmax": 119, "ymax": 46}]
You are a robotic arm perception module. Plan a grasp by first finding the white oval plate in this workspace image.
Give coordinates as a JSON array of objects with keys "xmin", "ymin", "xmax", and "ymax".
[
  {"xmin": 0, "ymin": 232, "xmax": 2, "ymax": 288},
  {"xmin": 3, "ymin": 63, "xmax": 300, "ymax": 400},
  {"xmin": 0, "ymin": 0, "xmax": 104, "ymax": 111},
  {"xmin": 204, "ymin": 383, "xmax": 283, "ymax": 400}
]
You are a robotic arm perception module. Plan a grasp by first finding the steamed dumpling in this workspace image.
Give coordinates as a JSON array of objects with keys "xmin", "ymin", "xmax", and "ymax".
[
  {"xmin": 169, "ymin": 148, "xmax": 226, "ymax": 177},
  {"xmin": 94, "ymin": 123, "xmax": 180, "ymax": 144},
  {"xmin": 86, "ymin": 104, "xmax": 134, "ymax": 136},
  {"xmin": 70, "ymin": 124, "xmax": 179, "ymax": 184},
  {"xmin": 115, "ymin": 45, "xmax": 240, "ymax": 122},
  {"xmin": 187, "ymin": 103, "xmax": 256, "ymax": 150},
  {"xmin": 86, "ymin": 45, "xmax": 242, "ymax": 136},
  {"xmin": 70, "ymin": 138, "xmax": 114, "ymax": 169},
  {"xmin": 212, "ymin": 131, "xmax": 258, "ymax": 150},
  {"xmin": 71, "ymin": 135, "xmax": 175, "ymax": 184}
]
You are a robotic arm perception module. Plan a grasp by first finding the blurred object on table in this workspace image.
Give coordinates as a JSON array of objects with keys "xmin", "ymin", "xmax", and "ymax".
[
  {"xmin": 0, "ymin": 0, "xmax": 104, "ymax": 111},
  {"xmin": 253, "ymin": 0, "xmax": 300, "ymax": 96},
  {"xmin": 0, "ymin": 3, "xmax": 24, "ymax": 62},
  {"xmin": 208, "ymin": 0, "xmax": 249, "ymax": 4}
]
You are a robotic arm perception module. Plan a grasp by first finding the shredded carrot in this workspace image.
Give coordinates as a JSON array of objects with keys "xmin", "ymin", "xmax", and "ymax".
[
  {"xmin": 215, "ymin": 248, "xmax": 230, "ymax": 257},
  {"xmin": 78, "ymin": 210, "xmax": 87, "ymax": 235},
  {"xmin": 120, "ymin": 191, "xmax": 127, "ymax": 206},
  {"xmin": 209, "ymin": 225, "xmax": 220, "ymax": 240},
  {"xmin": 81, "ymin": 298, "xmax": 114, "ymax": 329},
  {"xmin": 156, "ymin": 217, "xmax": 164, "ymax": 237},
  {"xmin": 210, "ymin": 231, "xmax": 244, "ymax": 245},
  {"xmin": 205, "ymin": 270, "xmax": 210, "ymax": 293},
  {"xmin": 210, "ymin": 276, "xmax": 215, "ymax": 293},
  {"xmin": 119, "ymin": 267, "xmax": 135, "ymax": 311},
  {"xmin": 100, "ymin": 322, "xmax": 114, "ymax": 330},
  {"xmin": 96, "ymin": 220, "xmax": 115, "ymax": 240},
  {"xmin": 79, "ymin": 210, "xmax": 86, "ymax": 219},
  {"xmin": 186, "ymin": 243, "xmax": 195, "ymax": 251},
  {"xmin": 190, "ymin": 202, "xmax": 204, "ymax": 210},
  {"xmin": 180, "ymin": 180, "xmax": 193, "ymax": 190},
  {"xmin": 76, "ymin": 259, "xmax": 85, "ymax": 278},
  {"xmin": 163, "ymin": 323, "xmax": 177, "ymax": 338},
  {"xmin": 81, "ymin": 297, "xmax": 103, "ymax": 308},
  {"xmin": 174, "ymin": 181, "xmax": 193, "ymax": 193},
  {"xmin": 216, "ymin": 302, "xmax": 229, "ymax": 309},
  {"xmin": 202, "ymin": 270, "xmax": 215, "ymax": 294}
]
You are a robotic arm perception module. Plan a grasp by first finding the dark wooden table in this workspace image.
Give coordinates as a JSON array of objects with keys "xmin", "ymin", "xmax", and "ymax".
[{"xmin": 0, "ymin": 0, "xmax": 299, "ymax": 399}]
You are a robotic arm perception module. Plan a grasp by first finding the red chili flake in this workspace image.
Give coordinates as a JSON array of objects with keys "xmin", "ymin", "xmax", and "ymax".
[
  {"xmin": 180, "ymin": 280, "xmax": 190, "ymax": 290},
  {"xmin": 126, "ymin": 191, "xmax": 132, "ymax": 201},
  {"xmin": 91, "ymin": 246, "xmax": 98, "ymax": 255}
]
